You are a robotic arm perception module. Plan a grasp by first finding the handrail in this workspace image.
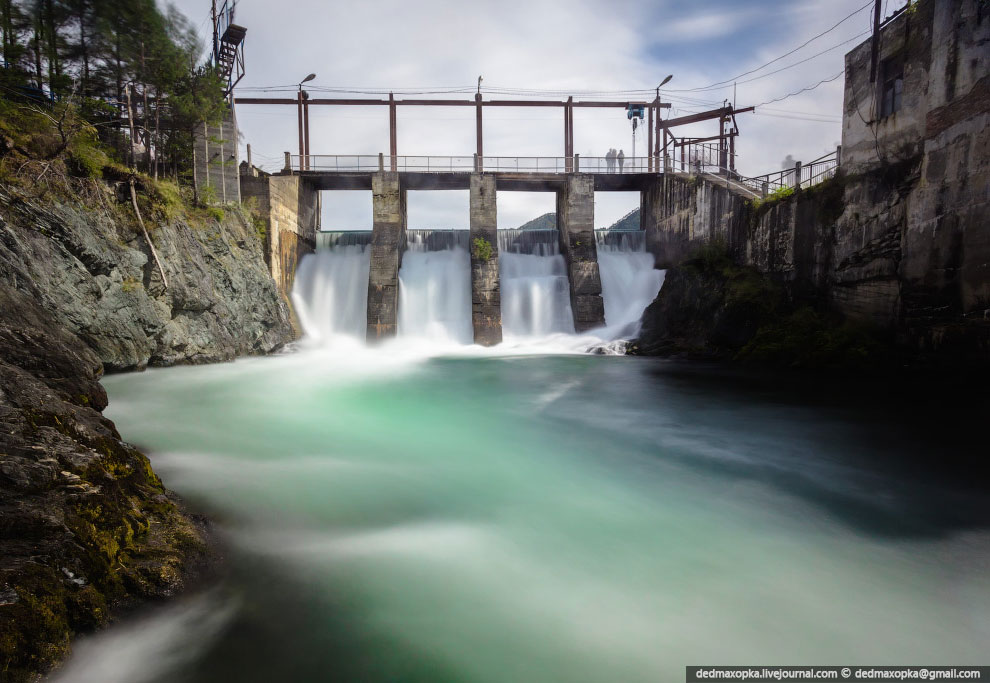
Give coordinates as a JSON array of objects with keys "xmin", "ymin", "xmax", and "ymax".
[
  {"xmin": 284, "ymin": 147, "xmax": 841, "ymax": 196},
  {"xmin": 290, "ymin": 155, "xmax": 660, "ymax": 174}
]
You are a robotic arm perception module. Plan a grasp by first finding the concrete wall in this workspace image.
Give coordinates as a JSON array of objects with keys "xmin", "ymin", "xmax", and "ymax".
[
  {"xmin": 366, "ymin": 172, "xmax": 407, "ymax": 341},
  {"xmin": 193, "ymin": 108, "xmax": 241, "ymax": 204},
  {"xmin": 556, "ymin": 175, "xmax": 605, "ymax": 331},
  {"xmin": 240, "ymin": 170, "xmax": 318, "ymax": 301},
  {"xmin": 469, "ymin": 174, "xmax": 503, "ymax": 345},
  {"xmin": 643, "ymin": 0, "xmax": 988, "ymax": 359}
]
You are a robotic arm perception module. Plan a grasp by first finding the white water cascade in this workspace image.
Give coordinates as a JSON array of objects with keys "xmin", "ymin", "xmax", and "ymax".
[
  {"xmin": 291, "ymin": 232, "xmax": 371, "ymax": 343},
  {"xmin": 397, "ymin": 230, "xmax": 473, "ymax": 344},
  {"xmin": 498, "ymin": 229, "xmax": 575, "ymax": 338},
  {"xmin": 595, "ymin": 230, "xmax": 665, "ymax": 337}
]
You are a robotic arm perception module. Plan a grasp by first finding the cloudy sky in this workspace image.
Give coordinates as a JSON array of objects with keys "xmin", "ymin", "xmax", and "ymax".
[{"xmin": 168, "ymin": 0, "xmax": 893, "ymax": 229}]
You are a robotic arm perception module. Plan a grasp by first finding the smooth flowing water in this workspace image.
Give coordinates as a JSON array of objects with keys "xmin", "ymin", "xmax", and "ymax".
[
  {"xmin": 398, "ymin": 231, "xmax": 472, "ymax": 344},
  {"xmin": 596, "ymin": 230, "xmax": 665, "ymax": 335},
  {"xmin": 292, "ymin": 233, "xmax": 372, "ymax": 342},
  {"xmin": 58, "ymin": 347, "xmax": 989, "ymax": 683},
  {"xmin": 498, "ymin": 229, "xmax": 575, "ymax": 338}
]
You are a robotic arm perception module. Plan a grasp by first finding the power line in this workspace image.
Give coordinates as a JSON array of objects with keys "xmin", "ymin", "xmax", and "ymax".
[
  {"xmin": 664, "ymin": 0, "xmax": 873, "ymax": 93},
  {"xmin": 754, "ymin": 70, "xmax": 845, "ymax": 107},
  {"xmin": 671, "ymin": 29, "xmax": 869, "ymax": 93}
]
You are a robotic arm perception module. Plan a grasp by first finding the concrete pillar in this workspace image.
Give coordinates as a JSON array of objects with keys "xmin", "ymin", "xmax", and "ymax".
[
  {"xmin": 240, "ymin": 172, "xmax": 317, "ymax": 302},
  {"xmin": 556, "ymin": 174, "xmax": 605, "ymax": 332},
  {"xmin": 640, "ymin": 177, "xmax": 664, "ymax": 268},
  {"xmin": 193, "ymin": 107, "xmax": 240, "ymax": 205},
  {"xmin": 367, "ymin": 172, "xmax": 406, "ymax": 341},
  {"xmin": 469, "ymin": 174, "xmax": 502, "ymax": 346}
]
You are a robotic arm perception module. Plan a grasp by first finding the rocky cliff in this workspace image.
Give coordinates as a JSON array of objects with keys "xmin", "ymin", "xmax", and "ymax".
[
  {"xmin": 0, "ymin": 182, "xmax": 292, "ymax": 371},
  {"xmin": 0, "ymin": 172, "xmax": 294, "ymax": 680},
  {"xmin": 629, "ymin": 246, "xmax": 884, "ymax": 370}
]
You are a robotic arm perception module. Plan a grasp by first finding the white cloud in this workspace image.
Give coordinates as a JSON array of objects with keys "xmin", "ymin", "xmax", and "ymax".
[
  {"xmin": 170, "ymin": 0, "xmax": 868, "ymax": 226},
  {"xmin": 661, "ymin": 9, "xmax": 757, "ymax": 42}
]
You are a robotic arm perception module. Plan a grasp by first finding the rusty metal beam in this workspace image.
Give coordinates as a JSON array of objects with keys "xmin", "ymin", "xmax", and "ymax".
[
  {"xmin": 679, "ymin": 132, "xmax": 738, "ymax": 145},
  {"xmin": 659, "ymin": 105, "xmax": 754, "ymax": 129},
  {"xmin": 647, "ymin": 100, "xmax": 654, "ymax": 172},
  {"xmin": 296, "ymin": 91, "xmax": 303, "ymax": 169},
  {"xmin": 235, "ymin": 97, "xmax": 672, "ymax": 109},
  {"xmin": 303, "ymin": 98, "xmax": 310, "ymax": 170},
  {"xmin": 388, "ymin": 92, "xmax": 397, "ymax": 171},
  {"xmin": 475, "ymin": 93, "xmax": 483, "ymax": 163}
]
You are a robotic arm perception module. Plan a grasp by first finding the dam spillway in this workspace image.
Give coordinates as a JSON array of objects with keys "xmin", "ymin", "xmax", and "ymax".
[
  {"xmin": 498, "ymin": 229, "xmax": 574, "ymax": 338},
  {"xmin": 294, "ymin": 227, "xmax": 663, "ymax": 345}
]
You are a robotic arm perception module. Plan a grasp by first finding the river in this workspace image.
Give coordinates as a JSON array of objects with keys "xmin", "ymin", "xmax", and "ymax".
[{"xmin": 55, "ymin": 343, "xmax": 989, "ymax": 683}]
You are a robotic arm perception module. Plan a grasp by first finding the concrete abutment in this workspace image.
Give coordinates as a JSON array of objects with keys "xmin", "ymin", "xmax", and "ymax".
[
  {"xmin": 557, "ymin": 175, "xmax": 605, "ymax": 332},
  {"xmin": 469, "ymin": 174, "xmax": 503, "ymax": 346},
  {"xmin": 367, "ymin": 172, "xmax": 407, "ymax": 341}
]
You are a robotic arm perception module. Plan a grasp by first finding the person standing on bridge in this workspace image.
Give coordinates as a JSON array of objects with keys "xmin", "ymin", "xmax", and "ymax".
[{"xmin": 617, "ymin": 149, "xmax": 625, "ymax": 172}]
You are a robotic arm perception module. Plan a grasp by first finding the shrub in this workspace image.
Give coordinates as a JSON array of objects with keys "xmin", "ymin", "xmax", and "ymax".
[{"xmin": 472, "ymin": 237, "xmax": 493, "ymax": 261}]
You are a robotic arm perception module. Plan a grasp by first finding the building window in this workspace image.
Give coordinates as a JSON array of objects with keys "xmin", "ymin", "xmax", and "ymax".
[{"xmin": 879, "ymin": 56, "xmax": 904, "ymax": 118}]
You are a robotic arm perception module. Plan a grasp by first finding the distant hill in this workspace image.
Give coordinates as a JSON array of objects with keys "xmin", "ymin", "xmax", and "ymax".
[
  {"xmin": 514, "ymin": 208, "xmax": 640, "ymax": 231},
  {"xmin": 606, "ymin": 208, "xmax": 640, "ymax": 231},
  {"xmin": 516, "ymin": 213, "xmax": 556, "ymax": 230}
]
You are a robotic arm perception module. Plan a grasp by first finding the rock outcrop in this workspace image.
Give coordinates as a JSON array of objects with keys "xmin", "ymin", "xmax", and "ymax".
[
  {"xmin": 0, "ymin": 183, "xmax": 293, "ymax": 371},
  {"xmin": 0, "ymin": 176, "xmax": 294, "ymax": 680},
  {"xmin": 630, "ymin": 248, "xmax": 885, "ymax": 370},
  {"xmin": 0, "ymin": 284, "xmax": 214, "ymax": 681}
]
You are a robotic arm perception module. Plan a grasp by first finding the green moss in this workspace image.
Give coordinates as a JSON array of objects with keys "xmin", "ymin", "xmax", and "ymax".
[
  {"xmin": 737, "ymin": 306, "xmax": 882, "ymax": 368},
  {"xmin": 803, "ymin": 172, "xmax": 846, "ymax": 224},
  {"xmin": 121, "ymin": 277, "xmax": 141, "ymax": 293},
  {"xmin": 0, "ymin": 565, "xmax": 72, "ymax": 682},
  {"xmin": 471, "ymin": 237, "xmax": 493, "ymax": 261},
  {"xmin": 206, "ymin": 206, "xmax": 225, "ymax": 223}
]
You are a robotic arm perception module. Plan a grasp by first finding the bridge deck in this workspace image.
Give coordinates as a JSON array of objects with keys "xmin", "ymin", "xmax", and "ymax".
[{"xmin": 297, "ymin": 171, "xmax": 662, "ymax": 192}]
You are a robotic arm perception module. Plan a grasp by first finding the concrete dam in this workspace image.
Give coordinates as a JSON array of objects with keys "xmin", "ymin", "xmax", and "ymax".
[
  {"xmin": 244, "ymin": 168, "xmax": 673, "ymax": 346},
  {"xmin": 291, "ymin": 222, "xmax": 663, "ymax": 346}
]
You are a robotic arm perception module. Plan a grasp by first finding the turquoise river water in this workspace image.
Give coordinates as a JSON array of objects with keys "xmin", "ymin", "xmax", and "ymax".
[{"xmin": 54, "ymin": 344, "xmax": 989, "ymax": 682}]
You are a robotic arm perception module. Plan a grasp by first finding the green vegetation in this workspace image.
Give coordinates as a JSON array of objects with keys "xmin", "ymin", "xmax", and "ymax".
[
  {"xmin": 737, "ymin": 306, "xmax": 881, "ymax": 369},
  {"xmin": 472, "ymin": 237, "xmax": 493, "ymax": 261},
  {"xmin": 0, "ymin": 0, "xmax": 228, "ymax": 180},
  {"xmin": 680, "ymin": 242, "xmax": 883, "ymax": 369},
  {"xmin": 748, "ymin": 185, "xmax": 796, "ymax": 213}
]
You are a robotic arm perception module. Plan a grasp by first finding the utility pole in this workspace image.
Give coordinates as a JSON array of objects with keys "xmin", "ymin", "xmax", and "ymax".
[
  {"xmin": 870, "ymin": 0, "xmax": 882, "ymax": 83},
  {"xmin": 211, "ymin": 0, "xmax": 218, "ymax": 65}
]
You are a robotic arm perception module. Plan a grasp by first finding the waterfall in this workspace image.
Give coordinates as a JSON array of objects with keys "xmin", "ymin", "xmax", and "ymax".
[
  {"xmin": 291, "ymin": 231, "xmax": 372, "ymax": 343},
  {"xmin": 397, "ymin": 230, "xmax": 473, "ymax": 344},
  {"xmin": 595, "ymin": 230, "xmax": 665, "ymax": 337},
  {"xmin": 498, "ymin": 229, "xmax": 575, "ymax": 338}
]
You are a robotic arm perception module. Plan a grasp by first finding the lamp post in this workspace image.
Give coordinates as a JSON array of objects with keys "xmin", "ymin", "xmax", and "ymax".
[
  {"xmin": 656, "ymin": 74, "xmax": 672, "ymax": 171},
  {"xmin": 297, "ymin": 73, "xmax": 316, "ymax": 170}
]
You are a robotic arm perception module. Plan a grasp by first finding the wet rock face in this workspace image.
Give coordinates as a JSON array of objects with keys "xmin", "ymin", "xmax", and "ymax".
[
  {"xmin": 0, "ymin": 285, "xmax": 212, "ymax": 682},
  {"xmin": 0, "ymin": 186, "xmax": 293, "ymax": 371},
  {"xmin": 0, "ymin": 181, "xmax": 288, "ymax": 680},
  {"xmin": 629, "ymin": 260, "xmax": 779, "ymax": 358}
]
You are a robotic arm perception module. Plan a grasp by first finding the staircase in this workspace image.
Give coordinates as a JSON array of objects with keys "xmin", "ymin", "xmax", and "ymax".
[{"xmin": 216, "ymin": 23, "xmax": 246, "ymax": 90}]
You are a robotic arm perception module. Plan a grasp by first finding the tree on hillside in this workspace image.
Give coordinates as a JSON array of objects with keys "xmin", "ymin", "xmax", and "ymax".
[{"xmin": 0, "ymin": 0, "xmax": 226, "ymax": 179}]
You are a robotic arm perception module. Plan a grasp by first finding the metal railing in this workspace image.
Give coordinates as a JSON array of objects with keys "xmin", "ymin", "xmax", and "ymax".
[
  {"xmin": 736, "ymin": 149, "xmax": 840, "ymax": 197},
  {"xmin": 667, "ymin": 141, "xmax": 728, "ymax": 177},
  {"xmin": 287, "ymin": 148, "xmax": 842, "ymax": 198},
  {"xmin": 799, "ymin": 150, "xmax": 839, "ymax": 189},
  {"xmin": 290, "ymin": 154, "xmax": 658, "ymax": 174}
]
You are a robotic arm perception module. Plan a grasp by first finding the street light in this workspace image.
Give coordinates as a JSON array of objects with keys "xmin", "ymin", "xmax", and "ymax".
[{"xmin": 297, "ymin": 74, "xmax": 316, "ymax": 170}]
